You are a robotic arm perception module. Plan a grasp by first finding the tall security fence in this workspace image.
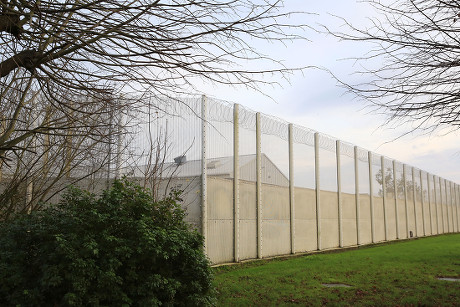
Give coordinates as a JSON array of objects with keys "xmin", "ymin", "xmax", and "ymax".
[
  {"xmin": 1, "ymin": 95, "xmax": 459, "ymax": 264},
  {"xmin": 157, "ymin": 95, "xmax": 459, "ymax": 264}
]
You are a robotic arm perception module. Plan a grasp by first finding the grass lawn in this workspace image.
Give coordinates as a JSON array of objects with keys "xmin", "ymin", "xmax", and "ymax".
[{"xmin": 213, "ymin": 234, "xmax": 460, "ymax": 306}]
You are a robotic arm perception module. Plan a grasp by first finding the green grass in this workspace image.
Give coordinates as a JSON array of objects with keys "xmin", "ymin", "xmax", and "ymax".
[{"xmin": 213, "ymin": 234, "xmax": 460, "ymax": 306}]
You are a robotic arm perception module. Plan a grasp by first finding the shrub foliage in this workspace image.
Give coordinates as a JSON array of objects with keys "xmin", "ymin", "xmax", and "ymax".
[{"xmin": 0, "ymin": 180, "xmax": 214, "ymax": 306}]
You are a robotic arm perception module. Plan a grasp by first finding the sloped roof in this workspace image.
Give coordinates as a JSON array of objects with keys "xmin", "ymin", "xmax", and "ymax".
[{"xmin": 129, "ymin": 153, "xmax": 287, "ymax": 182}]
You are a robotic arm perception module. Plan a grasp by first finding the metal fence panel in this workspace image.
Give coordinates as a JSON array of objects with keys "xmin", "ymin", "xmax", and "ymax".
[
  {"xmin": 293, "ymin": 125, "xmax": 317, "ymax": 252},
  {"xmin": 260, "ymin": 114, "xmax": 290, "ymax": 257}
]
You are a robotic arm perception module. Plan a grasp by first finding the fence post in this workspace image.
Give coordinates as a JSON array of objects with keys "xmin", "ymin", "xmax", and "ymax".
[
  {"xmin": 434, "ymin": 176, "xmax": 439, "ymax": 234},
  {"xmin": 115, "ymin": 113, "xmax": 124, "ymax": 179},
  {"xmin": 452, "ymin": 182, "xmax": 458, "ymax": 232},
  {"xmin": 403, "ymin": 164, "xmax": 409, "ymax": 238},
  {"xmin": 445, "ymin": 180, "xmax": 450, "ymax": 233},
  {"xmin": 454, "ymin": 183, "xmax": 460, "ymax": 232},
  {"xmin": 368, "ymin": 152, "xmax": 375, "ymax": 243},
  {"xmin": 381, "ymin": 156, "xmax": 388, "ymax": 241},
  {"xmin": 393, "ymin": 161, "xmax": 399, "ymax": 239},
  {"xmin": 256, "ymin": 113, "xmax": 262, "ymax": 258},
  {"xmin": 289, "ymin": 124, "xmax": 295, "ymax": 254},
  {"xmin": 451, "ymin": 182, "xmax": 455, "ymax": 232},
  {"xmin": 315, "ymin": 132, "xmax": 321, "ymax": 250},
  {"xmin": 420, "ymin": 170, "xmax": 425, "ymax": 236},
  {"xmin": 456, "ymin": 184, "xmax": 460, "ymax": 232},
  {"xmin": 201, "ymin": 95, "xmax": 208, "ymax": 253},
  {"xmin": 427, "ymin": 173, "xmax": 433, "ymax": 235},
  {"xmin": 354, "ymin": 146, "xmax": 361, "ymax": 245},
  {"xmin": 451, "ymin": 182, "xmax": 457, "ymax": 232},
  {"xmin": 412, "ymin": 168, "xmax": 418, "ymax": 237},
  {"xmin": 439, "ymin": 177, "xmax": 445, "ymax": 233},
  {"xmin": 233, "ymin": 103, "xmax": 240, "ymax": 262},
  {"xmin": 457, "ymin": 184, "xmax": 460, "ymax": 232},
  {"xmin": 445, "ymin": 180, "xmax": 454, "ymax": 232},
  {"xmin": 452, "ymin": 182, "xmax": 454, "ymax": 232},
  {"xmin": 336, "ymin": 140, "xmax": 343, "ymax": 247},
  {"xmin": 0, "ymin": 116, "xmax": 4, "ymax": 181}
]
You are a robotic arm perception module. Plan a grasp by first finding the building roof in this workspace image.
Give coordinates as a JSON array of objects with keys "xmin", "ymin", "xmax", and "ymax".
[{"xmin": 129, "ymin": 153, "xmax": 289, "ymax": 185}]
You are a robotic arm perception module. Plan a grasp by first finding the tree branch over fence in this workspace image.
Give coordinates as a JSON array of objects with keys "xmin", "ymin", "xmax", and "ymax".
[
  {"xmin": 321, "ymin": 0, "xmax": 460, "ymax": 132},
  {"xmin": 0, "ymin": 0, "xmax": 309, "ymax": 216}
]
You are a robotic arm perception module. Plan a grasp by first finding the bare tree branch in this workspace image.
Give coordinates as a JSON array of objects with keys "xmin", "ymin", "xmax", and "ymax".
[{"xmin": 321, "ymin": 0, "xmax": 460, "ymax": 132}]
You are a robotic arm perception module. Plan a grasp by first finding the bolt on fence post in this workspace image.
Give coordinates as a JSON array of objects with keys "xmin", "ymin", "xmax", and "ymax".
[
  {"xmin": 256, "ymin": 113, "xmax": 262, "ymax": 258},
  {"xmin": 393, "ymin": 160, "xmax": 399, "ymax": 239},
  {"xmin": 289, "ymin": 124, "xmax": 295, "ymax": 254},
  {"xmin": 427, "ymin": 173, "xmax": 433, "ymax": 235},
  {"xmin": 381, "ymin": 156, "xmax": 388, "ymax": 241},
  {"xmin": 201, "ymin": 95, "xmax": 208, "ymax": 253},
  {"xmin": 233, "ymin": 103, "xmax": 240, "ymax": 262},
  {"xmin": 368, "ymin": 152, "xmax": 375, "ymax": 243},
  {"xmin": 354, "ymin": 146, "xmax": 361, "ymax": 245},
  {"xmin": 315, "ymin": 132, "xmax": 321, "ymax": 250},
  {"xmin": 403, "ymin": 164, "xmax": 409, "ymax": 238},
  {"xmin": 336, "ymin": 140, "xmax": 343, "ymax": 248},
  {"xmin": 412, "ymin": 168, "xmax": 418, "ymax": 237}
]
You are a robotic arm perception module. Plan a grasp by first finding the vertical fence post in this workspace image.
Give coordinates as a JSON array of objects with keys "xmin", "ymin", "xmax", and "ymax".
[
  {"xmin": 115, "ymin": 113, "xmax": 124, "ymax": 179},
  {"xmin": 427, "ymin": 173, "xmax": 433, "ymax": 235},
  {"xmin": 451, "ymin": 182, "xmax": 458, "ymax": 232},
  {"xmin": 315, "ymin": 132, "xmax": 321, "ymax": 250},
  {"xmin": 439, "ymin": 177, "xmax": 445, "ymax": 233},
  {"xmin": 201, "ymin": 95, "xmax": 208, "ymax": 253},
  {"xmin": 381, "ymin": 156, "xmax": 388, "ymax": 241},
  {"xmin": 420, "ymin": 170, "xmax": 425, "ymax": 236},
  {"xmin": 289, "ymin": 124, "xmax": 295, "ymax": 254},
  {"xmin": 368, "ymin": 152, "xmax": 375, "ymax": 243},
  {"xmin": 445, "ymin": 180, "xmax": 449, "ymax": 233},
  {"xmin": 446, "ymin": 180, "xmax": 454, "ymax": 232},
  {"xmin": 454, "ymin": 183, "xmax": 460, "ymax": 232},
  {"xmin": 393, "ymin": 160, "xmax": 399, "ymax": 239},
  {"xmin": 456, "ymin": 184, "xmax": 460, "ymax": 232},
  {"xmin": 0, "ymin": 116, "xmax": 3, "ymax": 181},
  {"xmin": 451, "ymin": 181, "xmax": 454, "ymax": 232},
  {"xmin": 451, "ymin": 182, "xmax": 457, "ymax": 232},
  {"xmin": 256, "ymin": 113, "xmax": 262, "ymax": 258},
  {"xmin": 233, "ymin": 103, "xmax": 240, "ymax": 262},
  {"xmin": 412, "ymin": 168, "xmax": 418, "ymax": 237},
  {"xmin": 336, "ymin": 140, "xmax": 343, "ymax": 247},
  {"xmin": 434, "ymin": 176, "xmax": 439, "ymax": 234},
  {"xmin": 451, "ymin": 182, "xmax": 455, "ymax": 232},
  {"xmin": 403, "ymin": 165, "xmax": 409, "ymax": 238},
  {"xmin": 354, "ymin": 146, "xmax": 361, "ymax": 245}
]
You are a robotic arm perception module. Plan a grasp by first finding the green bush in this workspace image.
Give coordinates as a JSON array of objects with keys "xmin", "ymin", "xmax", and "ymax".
[{"xmin": 0, "ymin": 179, "xmax": 215, "ymax": 306}]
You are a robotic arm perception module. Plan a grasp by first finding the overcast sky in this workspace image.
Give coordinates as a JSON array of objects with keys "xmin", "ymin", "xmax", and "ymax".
[{"xmin": 197, "ymin": 0, "xmax": 460, "ymax": 184}]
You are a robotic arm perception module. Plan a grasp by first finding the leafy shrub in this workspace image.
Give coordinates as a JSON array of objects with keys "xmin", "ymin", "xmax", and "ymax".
[{"xmin": 0, "ymin": 179, "xmax": 215, "ymax": 306}]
